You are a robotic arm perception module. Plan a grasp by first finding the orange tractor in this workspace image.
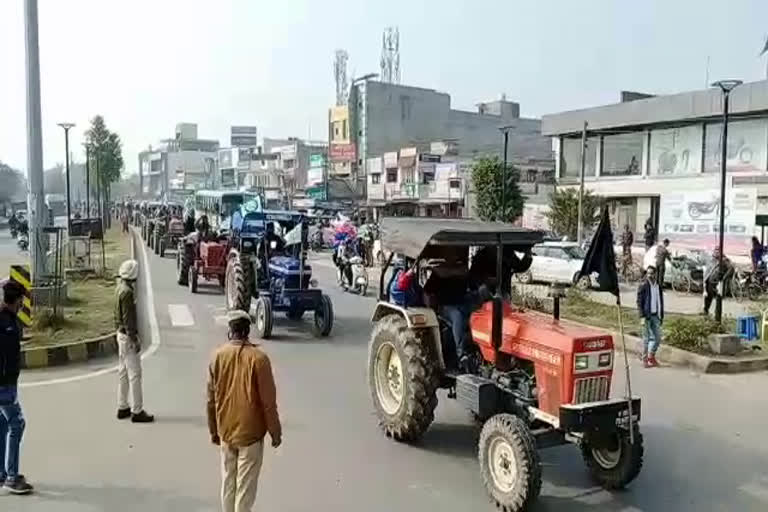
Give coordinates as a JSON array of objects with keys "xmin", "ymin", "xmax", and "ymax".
[
  {"xmin": 368, "ymin": 218, "xmax": 642, "ymax": 511},
  {"xmin": 177, "ymin": 234, "xmax": 228, "ymax": 293}
]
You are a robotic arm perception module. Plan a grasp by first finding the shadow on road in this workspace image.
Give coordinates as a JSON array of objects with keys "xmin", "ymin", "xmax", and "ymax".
[
  {"xmin": 17, "ymin": 484, "xmax": 212, "ymax": 510},
  {"xmin": 416, "ymin": 421, "xmax": 479, "ymax": 459}
]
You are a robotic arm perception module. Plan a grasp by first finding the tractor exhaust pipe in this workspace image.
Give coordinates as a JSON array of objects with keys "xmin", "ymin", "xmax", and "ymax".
[{"xmin": 548, "ymin": 284, "xmax": 565, "ymax": 321}]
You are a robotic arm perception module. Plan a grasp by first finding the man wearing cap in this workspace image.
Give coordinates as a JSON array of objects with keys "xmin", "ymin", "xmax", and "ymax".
[
  {"xmin": 115, "ymin": 260, "xmax": 154, "ymax": 423},
  {"xmin": 207, "ymin": 310, "xmax": 282, "ymax": 512}
]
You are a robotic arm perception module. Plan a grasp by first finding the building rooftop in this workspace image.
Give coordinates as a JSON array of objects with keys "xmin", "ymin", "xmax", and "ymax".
[{"xmin": 542, "ymin": 79, "xmax": 768, "ymax": 136}]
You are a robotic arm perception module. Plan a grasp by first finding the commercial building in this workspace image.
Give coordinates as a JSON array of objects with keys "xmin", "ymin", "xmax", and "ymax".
[
  {"xmin": 543, "ymin": 82, "xmax": 768, "ymax": 254},
  {"xmin": 138, "ymin": 123, "xmax": 219, "ymax": 197},
  {"xmin": 329, "ymin": 80, "xmax": 554, "ymax": 206}
]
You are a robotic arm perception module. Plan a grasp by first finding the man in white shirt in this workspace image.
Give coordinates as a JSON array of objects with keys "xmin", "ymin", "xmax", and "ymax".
[{"xmin": 636, "ymin": 265, "xmax": 663, "ymax": 368}]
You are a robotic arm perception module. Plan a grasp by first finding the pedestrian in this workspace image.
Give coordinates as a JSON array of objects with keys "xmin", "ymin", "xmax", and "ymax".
[
  {"xmin": 643, "ymin": 218, "xmax": 656, "ymax": 249},
  {"xmin": 750, "ymin": 236, "xmax": 764, "ymax": 273},
  {"xmin": 115, "ymin": 260, "xmax": 154, "ymax": 423},
  {"xmin": 703, "ymin": 248, "xmax": 733, "ymax": 316},
  {"xmin": 620, "ymin": 224, "xmax": 634, "ymax": 278},
  {"xmin": 655, "ymin": 238, "xmax": 670, "ymax": 288},
  {"xmin": 0, "ymin": 281, "xmax": 34, "ymax": 494},
  {"xmin": 207, "ymin": 310, "xmax": 282, "ymax": 512},
  {"xmin": 636, "ymin": 265, "xmax": 663, "ymax": 368}
]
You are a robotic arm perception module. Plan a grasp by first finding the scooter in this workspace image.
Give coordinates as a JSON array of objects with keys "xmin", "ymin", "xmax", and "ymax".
[
  {"xmin": 337, "ymin": 255, "xmax": 368, "ymax": 295},
  {"xmin": 17, "ymin": 233, "xmax": 29, "ymax": 252}
]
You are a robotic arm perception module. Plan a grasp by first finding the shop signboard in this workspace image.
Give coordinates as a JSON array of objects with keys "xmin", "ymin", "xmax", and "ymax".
[
  {"xmin": 306, "ymin": 186, "xmax": 327, "ymax": 200},
  {"xmin": 231, "ymin": 126, "xmax": 257, "ymax": 147},
  {"xmin": 309, "ymin": 154, "xmax": 325, "ymax": 167},
  {"xmin": 659, "ymin": 188, "xmax": 756, "ymax": 254},
  {"xmin": 330, "ymin": 143, "xmax": 356, "ymax": 162},
  {"xmin": 307, "ymin": 167, "xmax": 323, "ymax": 184},
  {"xmin": 383, "ymin": 152, "xmax": 398, "ymax": 168}
]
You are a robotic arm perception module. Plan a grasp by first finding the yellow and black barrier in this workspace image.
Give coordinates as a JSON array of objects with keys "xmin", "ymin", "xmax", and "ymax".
[{"xmin": 9, "ymin": 264, "xmax": 32, "ymax": 326}]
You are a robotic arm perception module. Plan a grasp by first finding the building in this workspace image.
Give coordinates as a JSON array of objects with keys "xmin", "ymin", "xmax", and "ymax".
[
  {"xmin": 138, "ymin": 123, "xmax": 219, "ymax": 197},
  {"xmin": 262, "ymin": 137, "xmax": 328, "ymax": 195},
  {"xmin": 543, "ymin": 82, "xmax": 768, "ymax": 254}
]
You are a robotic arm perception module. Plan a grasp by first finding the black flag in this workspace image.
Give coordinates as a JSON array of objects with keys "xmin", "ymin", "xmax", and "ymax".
[{"xmin": 579, "ymin": 207, "xmax": 619, "ymax": 296}]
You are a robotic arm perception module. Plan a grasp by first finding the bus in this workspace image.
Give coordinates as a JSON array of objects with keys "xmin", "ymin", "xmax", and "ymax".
[{"xmin": 193, "ymin": 190, "xmax": 262, "ymax": 231}]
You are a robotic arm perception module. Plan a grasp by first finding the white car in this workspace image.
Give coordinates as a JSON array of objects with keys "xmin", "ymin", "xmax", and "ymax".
[{"xmin": 517, "ymin": 241, "xmax": 593, "ymax": 288}]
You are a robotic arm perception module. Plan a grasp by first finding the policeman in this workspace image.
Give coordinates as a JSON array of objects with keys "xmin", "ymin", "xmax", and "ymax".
[{"xmin": 115, "ymin": 260, "xmax": 154, "ymax": 423}]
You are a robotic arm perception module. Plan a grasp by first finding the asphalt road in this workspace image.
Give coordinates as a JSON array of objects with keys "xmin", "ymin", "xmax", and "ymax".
[{"xmin": 9, "ymin": 238, "xmax": 768, "ymax": 511}]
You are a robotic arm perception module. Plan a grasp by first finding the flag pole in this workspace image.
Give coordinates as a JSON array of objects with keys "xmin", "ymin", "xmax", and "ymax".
[{"xmin": 615, "ymin": 294, "xmax": 635, "ymax": 444}]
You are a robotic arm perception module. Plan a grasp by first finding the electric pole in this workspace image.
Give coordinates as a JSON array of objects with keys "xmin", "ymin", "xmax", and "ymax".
[
  {"xmin": 576, "ymin": 121, "xmax": 588, "ymax": 244},
  {"xmin": 24, "ymin": 0, "xmax": 46, "ymax": 283}
]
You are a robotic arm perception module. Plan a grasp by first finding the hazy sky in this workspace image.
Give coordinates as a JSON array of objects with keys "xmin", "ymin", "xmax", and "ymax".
[{"xmin": 2, "ymin": 0, "xmax": 768, "ymax": 176}]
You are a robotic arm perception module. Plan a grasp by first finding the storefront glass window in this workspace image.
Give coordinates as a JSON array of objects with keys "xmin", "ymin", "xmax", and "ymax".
[
  {"xmin": 704, "ymin": 119, "xmax": 768, "ymax": 173},
  {"xmin": 602, "ymin": 133, "xmax": 643, "ymax": 176},
  {"xmin": 561, "ymin": 136, "xmax": 597, "ymax": 178},
  {"xmin": 649, "ymin": 125, "xmax": 702, "ymax": 175}
]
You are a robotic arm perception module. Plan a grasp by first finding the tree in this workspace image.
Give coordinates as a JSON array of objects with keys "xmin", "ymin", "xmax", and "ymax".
[
  {"xmin": 84, "ymin": 115, "xmax": 124, "ymax": 190},
  {"xmin": 545, "ymin": 188, "xmax": 603, "ymax": 240},
  {"xmin": 0, "ymin": 161, "xmax": 25, "ymax": 204},
  {"xmin": 470, "ymin": 156, "xmax": 524, "ymax": 223}
]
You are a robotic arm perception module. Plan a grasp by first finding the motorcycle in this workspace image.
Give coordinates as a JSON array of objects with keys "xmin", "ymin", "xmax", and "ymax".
[
  {"xmin": 17, "ymin": 233, "xmax": 29, "ymax": 252},
  {"xmin": 688, "ymin": 200, "xmax": 730, "ymax": 220},
  {"xmin": 337, "ymin": 255, "xmax": 368, "ymax": 295}
]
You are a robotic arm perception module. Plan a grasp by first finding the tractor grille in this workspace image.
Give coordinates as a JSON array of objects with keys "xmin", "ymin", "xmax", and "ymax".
[{"xmin": 573, "ymin": 376, "xmax": 609, "ymax": 404}]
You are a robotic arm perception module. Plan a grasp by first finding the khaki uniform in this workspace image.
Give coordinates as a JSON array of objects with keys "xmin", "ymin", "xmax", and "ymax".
[{"xmin": 114, "ymin": 280, "xmax": 143, "ymax": 413}]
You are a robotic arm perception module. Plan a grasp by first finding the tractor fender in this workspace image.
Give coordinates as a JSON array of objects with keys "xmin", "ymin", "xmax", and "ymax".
[{"xmin": 371, "ymin": 302, "xmax": 445, "ymax": 370}]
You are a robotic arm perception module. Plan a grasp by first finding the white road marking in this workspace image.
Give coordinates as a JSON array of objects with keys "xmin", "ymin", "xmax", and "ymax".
[
  {"xmin": 168, "ymin": 304, "xmax": 194, "ymax": 326},
  {"xmin": 21, "ymin": 228, "xmax": 162, "ymax": 388}
]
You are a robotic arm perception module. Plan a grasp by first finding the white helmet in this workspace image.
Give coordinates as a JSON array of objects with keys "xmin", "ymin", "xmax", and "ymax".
[
  {"xmin": 227, "ymin": 309, "xmax": 252, "ymax": 324},
  {"xmin": 118, "ymin": 260, "xmax": 139, "ymax": 280}
]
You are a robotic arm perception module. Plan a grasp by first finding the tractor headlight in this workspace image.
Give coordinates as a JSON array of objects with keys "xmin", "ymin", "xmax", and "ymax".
[
  {"xmin": 243, "ymin": 240, "xmax": 253, "ymax": 249},
  {"xmin": 309, "ymin": 278, "xmax": 318, "ymax": 288},
  {"xmin": 598, "ymin": 352, "xmax": 612, "ymax": 367},
  {"xmin": 574, "ymin": 355, "xmax": 589, "ymax": 370}
]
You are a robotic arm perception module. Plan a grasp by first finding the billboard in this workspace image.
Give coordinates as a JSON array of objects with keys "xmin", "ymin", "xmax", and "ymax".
[
  {"xmin": 649, "ymin": 125, "xmax": 702, "ymax": 175},
  {"xmin": 231, "ymin": 126, "xmax": 257, "ymax": 147},
  {"xmin": 659, "ymin": 188, "xmax": 756, "ymax": 254},
  {"xmin": 330, "ymin": 143, "xmax": 356, "ymax": 162},
  {"xmin": 307, "ymin": 167, "xmax": 323, "ymax": 185}
]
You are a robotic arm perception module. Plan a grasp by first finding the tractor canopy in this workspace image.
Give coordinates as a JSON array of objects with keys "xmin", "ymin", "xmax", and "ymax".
[
  {"xmin": 379, "ymin": 217, "xmax": 544, "ymax": 260},
  {"xmin": 235, "ymin": 207, "xmax": 305, "ymax": 238}
]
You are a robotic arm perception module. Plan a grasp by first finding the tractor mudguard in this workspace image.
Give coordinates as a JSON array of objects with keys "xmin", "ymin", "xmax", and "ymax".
[{"xmin": 371, "ymin": 302, "xmax": 445, "ymax": 370}]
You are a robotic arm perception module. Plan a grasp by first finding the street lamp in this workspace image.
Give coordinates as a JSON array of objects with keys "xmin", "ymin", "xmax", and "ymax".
[
  {"xmin": 57, "ymin": 122, "xmax": 75, "ymax": 232},
  {"xmin": 711, "ymin": 79, "xmax": 743, "ymax": 323}
]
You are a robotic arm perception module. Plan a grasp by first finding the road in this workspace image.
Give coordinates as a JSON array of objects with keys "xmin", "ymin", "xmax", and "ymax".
[{"xmin": 9, "ymin": 238, "xmax": 768, "ymax": 511}]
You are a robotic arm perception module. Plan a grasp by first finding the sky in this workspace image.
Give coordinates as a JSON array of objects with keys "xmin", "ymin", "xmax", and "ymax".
[{"xmin": 2, "ymin": 0, "xmax": 768, "ymax": 176}]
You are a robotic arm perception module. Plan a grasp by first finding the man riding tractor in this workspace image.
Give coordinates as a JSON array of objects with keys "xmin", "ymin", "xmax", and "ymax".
[{"xmin": 177, "ymin": 215, "xmax": 217, "ymax": 286}]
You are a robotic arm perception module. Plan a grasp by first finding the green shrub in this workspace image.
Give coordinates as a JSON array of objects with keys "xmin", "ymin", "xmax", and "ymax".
[{"xmin": 663, "ymin": 316, "xmax": 725, "ymax": 352}]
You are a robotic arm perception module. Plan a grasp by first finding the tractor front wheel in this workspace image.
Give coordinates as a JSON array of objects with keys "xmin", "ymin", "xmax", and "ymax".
[
  {"xmin": 159, "ymin": 240, "xmax": 166, "ymax": 258},
  {"xmin": 226, "ymin": 256, "xmax": 252, "ymax": 312},
  {"xmin": 368, "ymin": 315, "xmax": 439, "ymax": 442},
  {"xmin": 581, "ymin": 428, "xmax": 644, "ymax": 490},
  {"xmin": 479, "ymin": 414, "xmax": 542, "ymax": 512},
  {"xmin": 254, "ymin": 297, "xmax": 273, "ymax": 339},
  {"xmin": 313, "ymin": 294, "xmax": 334, "ymax": 337}
]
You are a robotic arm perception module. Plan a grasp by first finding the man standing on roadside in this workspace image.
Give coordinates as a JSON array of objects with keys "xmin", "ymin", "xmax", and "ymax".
[
  {"xmin": 0, "ymin": 281, "xmax": 34, "ymax": 494},
  {"xmin": 207, "ymin": 310, "xmax": 282, "ymax": 512},
  {"xmin": 115, "ymin": 260, "xmax": 154, "ymax": 423},
  {"xmin": 654, "ymin": 238, "xmax": 671, "ymax": 288},
  {"xmin": 637, "ymin": 265, "xmax": 663, "ymax": 368},
  {"xmin": 620, "ymin": 224, "xmax": 634, "ymax": 278}
]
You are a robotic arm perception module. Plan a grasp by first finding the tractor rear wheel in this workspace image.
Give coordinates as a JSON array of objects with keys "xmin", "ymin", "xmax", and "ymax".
[
  {"xmin": 479, "ymin": 414, "xmax": 542, "ymax": 512},
  {"xmin": 254, "ymin": 296, "xmax": 273, "ymax": 339},
  {"xmin": 368, "ymin": 315, "xmax": 439, "ymax": 442},
  {"xmin": 226, "ymin": 256, "xmax": 252, "ymax": 312},
  {"xmin": 177, "ymin": 244, "xmax": 192, "ymax": 286},
  {"xmin": 581, "ymin": 428, "xmax": 643, "ymax": 490},
  {"xmin": 313, "ymin": 294, "xmax": 334, "ymax": 337}
]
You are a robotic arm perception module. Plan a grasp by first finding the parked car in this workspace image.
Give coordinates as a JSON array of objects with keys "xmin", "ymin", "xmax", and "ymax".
[{"xmin": 516, "ymin": 241, "xmax": 594, "ymax": 288}]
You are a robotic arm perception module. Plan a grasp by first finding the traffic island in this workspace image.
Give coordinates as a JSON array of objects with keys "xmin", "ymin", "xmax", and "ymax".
[{"xmin": 20, "ymin": 227, "xmax": 131, "ymax": 369}]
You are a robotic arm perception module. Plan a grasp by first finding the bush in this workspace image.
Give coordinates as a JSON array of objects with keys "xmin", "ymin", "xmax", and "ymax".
[{"xmin": 663, "ymin": 316, "xmax": 725, "ymax": 352}]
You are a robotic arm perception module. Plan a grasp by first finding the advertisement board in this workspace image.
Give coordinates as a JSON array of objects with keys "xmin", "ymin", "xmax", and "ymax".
[
  {"xmin": 659, "ymin": 188, "xmax": 756, "ymax": 253},
  {"xmin": 231, "ymin": 126, "xmax": 257, "ymax": 147},
  {"xmin": 649, "ymin": 125, "xmax": 702, "ymax": 175},
  {"xmin": 330, "ymin": 143, "xmax": 356, "ymax": 162},
  {"xmin": 306, "ymin": 167, "xmax": 323, "ymax": 185},
  {"xmin": 704, "ymin": 119, "xmax": 768, "ymax": 173},
  {"xmin": 309, "ymin": 154, "xmax": 325, "ymax": 167}
]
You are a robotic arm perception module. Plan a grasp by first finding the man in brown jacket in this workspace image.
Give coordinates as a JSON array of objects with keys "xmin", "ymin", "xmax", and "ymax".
[{"xmin": 207, "ymin": 310, "xmax": 282, "ymax": 512}]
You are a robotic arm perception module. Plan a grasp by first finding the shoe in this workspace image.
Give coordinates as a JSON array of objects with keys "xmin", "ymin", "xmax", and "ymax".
[
  {"xmin": 5, "ymin": 475, "xmax": 34, "ymax": 495},
  {"xmin": 117, "ymin": 408, "xmax": 131, "ymax": 420},
  {"xmin": 642, "ymin": 355, "xmax": 651, "ymax": 368},
  {"xmin": 131, "ymin": 410, "xmax": 155, "ymax": 423},
  {"xmin": 648, "ymin": 354, "xmax": 659, "ymax": 367}
]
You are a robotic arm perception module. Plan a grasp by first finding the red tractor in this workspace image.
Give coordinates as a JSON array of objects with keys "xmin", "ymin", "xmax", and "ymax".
[
  {"xmin": 177, "ymin": 235, "xmax": 228, "ymax": 293},
  {"xmin": 368, "ymin": 218, "xmax": 642, "ymax": 511}
]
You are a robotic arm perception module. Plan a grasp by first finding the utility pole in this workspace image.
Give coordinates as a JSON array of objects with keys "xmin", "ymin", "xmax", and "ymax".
[
  {"xmin": 24, "ymin": 0, "xmax": 46, "ymax": 283},
  {"xmin": 85, "ymin": 145, "xmax": 91, "ymax": 218},
  {"xmin": 502, "ymin": 130, "xmax": 509, "ymax": 222},
  {"xmin": 58, "ymin": 122, "xmax": 75, "ymax": 233},
  {"xmin": 576, "ymin": 121, "xmax": 588, "ymax": 244}
]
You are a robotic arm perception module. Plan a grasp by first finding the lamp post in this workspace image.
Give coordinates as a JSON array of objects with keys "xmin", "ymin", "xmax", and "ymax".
[
  {"xmin": 57, "ymin": 122, "xmax": 75, "ymax": 231},
  {"xmin": 711, "ymin": 79, "xmax": 743, "ymax": 323}
]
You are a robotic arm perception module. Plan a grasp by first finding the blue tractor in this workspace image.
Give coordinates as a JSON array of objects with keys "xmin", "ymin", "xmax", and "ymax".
[{"xmin": 224, "ymin": 205, "xmax": 333, "ymax": 339}]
